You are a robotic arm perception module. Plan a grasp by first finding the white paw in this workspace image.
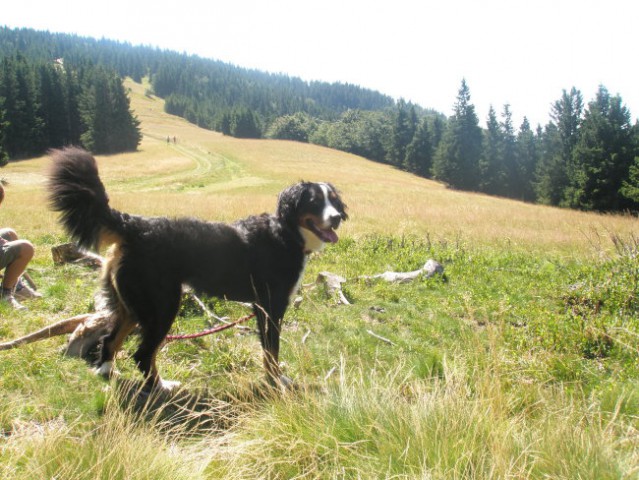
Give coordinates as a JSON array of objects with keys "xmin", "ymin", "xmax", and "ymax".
[
  {"xmin": 94, "ymin": 361, "xmax": 119, "ymax": 378},
  {"xmin": 156, "ymin": 378, "xmax": 182, "ymax": 392}
]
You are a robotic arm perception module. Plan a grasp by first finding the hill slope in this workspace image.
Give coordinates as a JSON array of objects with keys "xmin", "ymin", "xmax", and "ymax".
[{"xmin": 7, "ymin": 77, "xmax": 635, "ymax": 257}]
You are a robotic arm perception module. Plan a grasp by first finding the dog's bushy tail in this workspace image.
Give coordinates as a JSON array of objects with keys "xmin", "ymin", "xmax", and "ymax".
[{"xmin": 48, "ymin": 147, "xmax": 124, "ymax": 251}]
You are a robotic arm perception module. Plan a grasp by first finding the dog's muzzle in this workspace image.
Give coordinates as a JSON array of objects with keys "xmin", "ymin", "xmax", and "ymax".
[{"xmin": 305, "ymin": 218, "xmax": 339, "ymax": 243}]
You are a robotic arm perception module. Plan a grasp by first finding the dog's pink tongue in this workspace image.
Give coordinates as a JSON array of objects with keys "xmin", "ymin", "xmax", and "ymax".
[{"xmin": 321, "ymin": 228, "xmax": 338, "ymax": 243}]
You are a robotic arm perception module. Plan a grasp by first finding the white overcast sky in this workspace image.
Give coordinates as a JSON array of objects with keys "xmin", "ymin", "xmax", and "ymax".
[{"xmin": 2, "ymin": 0, "xmax": 637, "ymax": 128}]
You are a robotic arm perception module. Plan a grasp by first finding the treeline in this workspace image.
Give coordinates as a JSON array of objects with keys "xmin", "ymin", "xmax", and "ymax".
[
  {"xmin": 1, "ymin": 27, "xmax": 638, "ymax": 212},
  {"xmin": 265, "ymin": 80, "xmax": 639, "ymax": 212},
  {"xmin": 0, "ymin": 27, "xmax": 397, "ymax": 134},
  {"xmin": 432, "ymin": 81, "xmax": 639, "ymax": 211},
  {"xmin": 0, "ymin": 53, "xmax": 141, "ymax": 164},
  {"xmin": 158, "ymin": 60, "xmax": 398, "ymax": 135}
]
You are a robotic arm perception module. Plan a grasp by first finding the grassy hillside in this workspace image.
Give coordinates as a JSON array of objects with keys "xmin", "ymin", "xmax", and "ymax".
[
  {"xmin": 1, "ymin": 79, "xmax": 638, "ymax": 478},
  {"xmin": 4, "ymin": 78, "xmax": 637, "ymax": 255}
]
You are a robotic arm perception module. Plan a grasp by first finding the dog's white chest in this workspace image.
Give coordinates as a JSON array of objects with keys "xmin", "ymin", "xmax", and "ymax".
[
  {"xmin": 289, "ymin": 257, "xmax": 308, "ymax": 303},
  {"xmin": 300, "ymin": 226, "xmax": 325, "ymax": 253}
]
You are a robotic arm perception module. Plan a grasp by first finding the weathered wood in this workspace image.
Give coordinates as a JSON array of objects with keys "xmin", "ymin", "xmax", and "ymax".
[
  {"xmin": 64, "ymin": 311, "xmax": 114, "ymax": 360},
  {"xmin": 316, "ymin": 271, "xmax": 351, "ymax": 305},
  {"xmin": 0, "ymin": 290, "xmax": 228, "ymax": 362},
  {"xmin": 51, "ymin": 243, "xmax": 103, "ymax": 268},
  {"xmin": 0, "ymin": 314, "xmax": 90, "ymax": 351},
  {"xmin": 361, "ymin": 259, "xmax": 444, "ymax": 284},
  {"xmin": 366, "ymin": 329, "xmax": 396, "ymax": 346}
]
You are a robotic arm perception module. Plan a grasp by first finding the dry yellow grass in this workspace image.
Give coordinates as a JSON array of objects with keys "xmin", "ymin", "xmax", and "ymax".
[{"xmin": 1, "ymin": 78, "xmax": 636, "ymax": 259}]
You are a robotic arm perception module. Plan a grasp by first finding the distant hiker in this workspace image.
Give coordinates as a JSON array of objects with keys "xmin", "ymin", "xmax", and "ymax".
[
  {"xmin": 173, "ymin": 136, "xmax": 177, "ymax": 144},
  {"xmin": 0, "ymin": 182, "xmax": 42, "ymax": 310},
  {"xmin": 167, "ymin": 136, "xmax": 170, "ymax": 144}
]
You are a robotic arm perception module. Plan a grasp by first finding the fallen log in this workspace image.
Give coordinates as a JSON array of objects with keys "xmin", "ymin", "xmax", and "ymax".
[
  {"xmin": 0, "ymin": 314, "xmax": 89, "ymax": 351},
  {"xmin": 360, "ymin": 259, "xmax": 444, "ymax": 284},
  {"xmin": 0, "ymin": 303, "xmax": 113, "ymax": 363},
  {"xmin": 51, "ymin": 242, "xmax": 103, "ymax": 268},
  {"xmin": 0, "ymin": 291, "xmax": 234, "ymax": 362}
]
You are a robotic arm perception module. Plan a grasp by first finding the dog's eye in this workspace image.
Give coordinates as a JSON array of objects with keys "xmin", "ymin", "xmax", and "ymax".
[{"xmin": 305, "ymin": 193, "xmax": 322, "ymax": 206}]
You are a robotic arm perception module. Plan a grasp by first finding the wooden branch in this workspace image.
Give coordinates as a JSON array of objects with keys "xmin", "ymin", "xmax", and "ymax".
[
  {"xmin": 0, "ymin": 314, "xmax": 90, "ymax": 351},
  {"xmin": 301, "ymin": 329, "xmax": 311, "ymax": 344},
  {"xmin": 324, "ymin": 366, "xmax": 337, "ymax": 381},
  {"xmin": 366, "ymin": 329, "xmax": 396, "ymax": 346},
  {"xmin": 184, "ymin": 288, "xmax": 231, "ymax": 325},
  {"xmin": 0, "ymin": 287, "xmax": 245, "ymax": 363},
  {"xmin": 360, "ymin": 259, "xmax": 444, "ymax": 284}
]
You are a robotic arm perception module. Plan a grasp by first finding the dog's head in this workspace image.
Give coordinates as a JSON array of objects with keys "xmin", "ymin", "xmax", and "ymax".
[{"xmin": 277, "ymin": 182, "xmax": 348, "ymax": 253}]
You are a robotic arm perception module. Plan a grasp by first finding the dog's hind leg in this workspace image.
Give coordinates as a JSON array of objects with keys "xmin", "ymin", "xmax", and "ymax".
[
  {"xmin": 133, "ymin": 320, "xmax": 179, "ymax": 392},
  {"xmin": 96, "ymin": 250, "xmax": 136, "ymax": 377},
  {"xmin": 131, "ymin": 287, "xmax": 183, "ymax": 392},
  {"xmin": 95, "ymin": 305, "xmax": 136, "ymax": 378}
]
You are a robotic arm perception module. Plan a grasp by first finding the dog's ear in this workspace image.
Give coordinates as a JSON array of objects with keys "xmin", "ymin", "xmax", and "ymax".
[
  {"xmin": 276, "ymin": 183, "xmax": 306, "ymax": 225},
  {"xmin": 327, "ymin": 183, "xmax": 348, "ymax": 221}
]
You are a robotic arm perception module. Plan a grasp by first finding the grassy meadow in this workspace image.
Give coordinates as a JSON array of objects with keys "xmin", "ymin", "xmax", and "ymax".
[{"xmin": 1, "ymin": 79, "xmax": 639, "ymax": 478}]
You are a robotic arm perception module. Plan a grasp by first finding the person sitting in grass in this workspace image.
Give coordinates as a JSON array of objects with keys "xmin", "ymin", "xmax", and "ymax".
[{"xmin": 0, "ymin": 181, "xmax": 41, "ymax": 310}]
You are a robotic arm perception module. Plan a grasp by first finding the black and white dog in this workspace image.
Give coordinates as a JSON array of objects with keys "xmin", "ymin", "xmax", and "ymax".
[{"xmin": 48, "ymin": 147, "xmax": 347, "ymax": 391}]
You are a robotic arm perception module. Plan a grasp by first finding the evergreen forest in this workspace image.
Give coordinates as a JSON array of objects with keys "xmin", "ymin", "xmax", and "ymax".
[{"xmin": 0, "ymin": 26, "xmax": 638, "ymax": 212}]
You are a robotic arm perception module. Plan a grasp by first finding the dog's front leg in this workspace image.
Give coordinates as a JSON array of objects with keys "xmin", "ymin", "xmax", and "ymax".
[{"xmin": 254, "ymin": 303, "xmax": 293, "ymax": 388}]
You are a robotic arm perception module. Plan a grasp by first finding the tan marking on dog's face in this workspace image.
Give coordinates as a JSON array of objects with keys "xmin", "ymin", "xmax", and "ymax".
[{"xmin": 298, "ymin": 213, "xmax": 324, "ymax": 229}]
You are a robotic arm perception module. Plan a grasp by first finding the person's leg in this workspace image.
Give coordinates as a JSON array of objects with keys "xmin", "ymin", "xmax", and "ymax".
[
  {"xmin": 1, "ymin": 240, "xmax": 34, "ymax": 290},
  {"xmin": 0, "ymin": 228, "xmax": 18, "ymax": 242}
]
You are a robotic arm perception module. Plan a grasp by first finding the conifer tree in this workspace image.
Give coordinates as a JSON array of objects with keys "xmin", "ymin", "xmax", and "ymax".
[
  {"xmin": 479, "ymin": 106, "xmax": 504, "ymax": 194},
  {"xmin": 515, "ymin": 117, "xmax": 538, "ymax": 201},
  {"xmin": 534, "ymin": 123, "xmax": 566, "ymax": 205},
  {"xmin": 432, "ymin": 79, "xmax": 482, "ymax": 190},
  {"xmin": 534, "ymin": 88, "xmax": 582, "ymax": 206},
  {"xmin": 80, "ymin": 67, "xmax": 141, "ymax": 154},
  {"xmin": 0, "ymin": 55, "xmax": 45, "ymax": 157},
  {"xmin": 388, "ymin": 100, "xmax": 417, "ymax": 167},
  {"xmin": 430, "ymin": 115, "xmax": 445, "ymax": 153},
  {"xmin": 37, "ymin": 62, "xmax": 70, "ymax": 148},
  {"xmin": 404, "ymin": 117, "xmax": 433, "ymax": 176},
  {"xmin": 566, "ymin": 86, "xmax": 636, "ymax": 210},
  {"xmin": 0, "ymin": 101, "xmax": 8, "ymax": 166},
  {"xmin": 218, "ymin": 111, "xmax": 232, "ymax": 136},
  {"xmin": 554, "ymin": 87, "xmax": 583, "ymax": 162},
  {"xmin": 64, "ymin": 64, "xmax": 83, "ymax": 145},
  {"xmin": 107, "ymin": 73, "xmax": 142, "ymax": 151},
  {"xmin": 500, "ymin": 104, "xmax": 517, "ymax": 196},
  {"xmin": 553, "ymin": 87, "xmax": 583, "ymax": 205},
  {"xmin": 230, "ymin": 107, "xmax": 261, "ymax": 138}
]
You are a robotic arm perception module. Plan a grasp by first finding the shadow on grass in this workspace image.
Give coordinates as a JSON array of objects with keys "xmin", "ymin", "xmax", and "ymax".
[{"xmin": 107, "ymin": 376, "xmax": 324, "ymax": 434}]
